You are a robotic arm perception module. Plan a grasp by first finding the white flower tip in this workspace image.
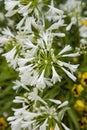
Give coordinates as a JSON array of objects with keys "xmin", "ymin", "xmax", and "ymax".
[
  {"xmin": 58, "ymin": 101, "xmax": 68, "ymax": 109},
  {"xmin": 49, "ymin": 99, "xmax": 61, "ymax": 105}
]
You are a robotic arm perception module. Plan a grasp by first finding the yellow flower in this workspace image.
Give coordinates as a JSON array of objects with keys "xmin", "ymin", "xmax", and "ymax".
[
  {"xmin": 74, "ymin": 100, "xmax": 85, "ymax": 111},
  {"xmin": 79, "ymin": 116, "xmax": 87, "ymax": 129},
  {"xmin": 83, "ymin": 107, "xmax": 87, "ymax": 116},
  {"xmin": 81, "ymin": 72, "xmax": 87, "ymax": 86},
  {"xmin": 72, "ymin": 84, "xmax": 84, "ymax": 97},
  {"xmin": 0, "ymin": 117, "xmax": 7, "ymax": 130},
  {"xmin": 81, "ymin": 20, "xmax": 87, "ymax": 26},
  {"xmin": 82, "ymin": 117, "xmax": 87, "ymax": 123}
]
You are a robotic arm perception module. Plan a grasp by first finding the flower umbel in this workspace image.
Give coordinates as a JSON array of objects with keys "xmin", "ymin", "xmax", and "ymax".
[{"xmin": 8, "ymin": 98, "xmax": 69, "ymax": 130}]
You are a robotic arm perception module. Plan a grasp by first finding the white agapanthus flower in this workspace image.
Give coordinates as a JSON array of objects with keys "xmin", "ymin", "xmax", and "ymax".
[
  {"xmin": 8, "ymin": 106, "xmax": 41, "ymax": 130},
  {"xmin": 8, "ymin": 97, "xmax": 69, "ymax": 130},
  {"xmin": 5, "ymin": 0, "xmax": 43, "ymax": 31},
  {"xmin": 5, "ymin": 0, "xmax": 19, "ymax": 11},
  {"xmin": 2, "ymin": 27, "xmax": 14, "ymax": 38},
  {"xmin": 1, "ymin": 0, "xmax": 79, "ymax": 90},
  {"xmin": 2, "ymin": 47, "xmax": 17, "ymax": 68},
  {"xmin": 60, "ymin": 0, "xmax": 82, "ymax": 14},
  {"xmin": 0, "ymin": 36, "xmax": 10, "ymax": 44},
  {"xmin": 17, "ymin": 41, "xmax": 79, "ymax": 88},
  {"xmin": 52, "ymin": 66, "xmax": 61, "ymax": 83},
  {"xmin": 5, "ymin": 0, "xmax": 20, "ymax": 17},
  {"xmin": 13, "ymin": 80, "xmax": 29, "ymax": 91},
  {"xmin": 60, "ymin": 0, "xmax": 82, "ymax": 30},
  {"xmin": 2, "ymin": 30, "xmax": 79, "ymax": 88},
  {"xmin": 0, "ymin": 27, "xmax": 14, "ymax": 44},
  {"xmin": 46, "ymin": 0, "xmax": 64, "ymax": 21}
]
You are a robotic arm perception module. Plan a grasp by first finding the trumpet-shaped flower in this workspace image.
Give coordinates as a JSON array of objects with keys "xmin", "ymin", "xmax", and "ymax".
[
  {"xmin": 36, "ymin": 69, "xmax": 52, "ymax": 89},
  {"xmin": 52, "ymin": 66, "xmax": 61, "ymax": 83},
  {"xmin": 8, "ymin": 98, "xmax": 69, "ymax": 130},
  {"xmin": 46, "ymin": 0, "xmax": 64, "ymax": 21},
  {"xmin": 40, "ymin": 118, "xmax": 48, "ymax": 130},
  {"xmin": 2, "ymin": 47, "xmax": 17, "ymax": 68}
]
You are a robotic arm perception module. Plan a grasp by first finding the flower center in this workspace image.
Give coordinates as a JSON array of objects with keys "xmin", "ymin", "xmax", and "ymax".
[{"xmin": 84, "ymin": 78, "xmax": 87, "ymax": 84}]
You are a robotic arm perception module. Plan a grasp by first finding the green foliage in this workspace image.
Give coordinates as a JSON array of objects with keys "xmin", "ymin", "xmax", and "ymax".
[{"xmin": 0, "ymin": 56, "xmax": 18, "ymax": 116}]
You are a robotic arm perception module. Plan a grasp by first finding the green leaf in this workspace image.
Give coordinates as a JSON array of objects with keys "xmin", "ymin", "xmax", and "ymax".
[{"xmin": 67, "ymin": 109, "xmax": 80, "ymax": 130}]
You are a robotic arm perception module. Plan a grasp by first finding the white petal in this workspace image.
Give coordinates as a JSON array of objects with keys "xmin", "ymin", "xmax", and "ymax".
[
  {"xmin": 18, "ymin": 58, "xmax": 34, "ymax": 67},
  {"xmin": 48, "ymin": 1, "xmax": 64, "ymax": 15},
  {"xmin": 5, "ymin": 10, "xmax": 18, "ymax": 17},
  {"xmin": 58, "ymin": 60, "xmax": 79, "ymax": 73},
  {"xmin": 55, "ymin": 124, "xmax": 60, "ymax": 130},
  {"xmin": 13, "ymin": 80, "xmax": 29, "ymax": 91},
  {"xmin": 66, "ymin": 23, "xmax": 72, "ymax": 31},
  {"xmin": 61, "ymin": 67, "xmax": 76, "ymax": 81},
  {"xmin": 53, "ymin": 32, "xmax": 65, "ymax": 37},
  {"xmin": 48, "ymin": 19, "xmax": 65, "ymax": 30},
  {"xmin": 62, "ymin": 52, "xmax": 80, "ymax": 57},
  {"xmin": 37, "ymin": 96, "xmax": 47, "ymax": 105},
  {"xmin": 12, "ymin": 121, "xmax": 21, "ymax": 130},
  {"xmin": 36, "ymin": 69, "xmax": 46, "ymax": 89},
  {"xmin": 0, "ymin": 36, "xmax": 9, "ymax": 43},
  {"xmin": 40, "ymin": 118, "xmax": 48, "ymax": 130},
  {"xmin": 2, "ymin": 27, "xmax": 14, "ymax": 37},
  {"xmin": 52, "ymin": 66, "xmax": 61, "ymax": 83},
  {"xmin": 58, "ymin": 101, "xmax": 68, "ymax": 109},
  {"xmin": 58, "ymin": 45, "xmax": 72, "ymax": 55},
  {"xmin": 49, "ymin": 99, "xmax": 61, "ymax": 105},
  {"xmin": 2, "ymin": 47, "xmax": 16, "ymax": 62},
  {"xmin": 16, "ymin": 17, "xmax": 25, "ymax": 29},
  {"xmin": 25, "ymin": 40, "xmax": 36, "ymax": 48},
  {"xmin": 5, "ymin": 0, "xmax": 19, "ymax": 11},
  {"xmin": 61, "ymin": 123, "xmax": 71, "ymax": 130},
  {"xmin": 21, "ymin": 120, "xmax": 35, "ymax": 128}
]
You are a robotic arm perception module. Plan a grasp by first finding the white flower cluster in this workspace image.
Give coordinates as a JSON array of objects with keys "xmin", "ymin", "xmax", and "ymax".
[
  {"xmin": 2, "ymin": 0, "xmax": 79, "ymax": 89},
  {"xmin": 1, "ymin": 0, "xmax": 80, "ymax": 130},
  {"xmin": 60, "ymin": 0, "xmax": 82, "ymax": 30},
  {"xmin": 60, "ymin": 0, "xmax": 87, "ymax": 54},
  {"xmin": 8, "ymin": 89, "xmax": 70, "ymax": 130}
]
